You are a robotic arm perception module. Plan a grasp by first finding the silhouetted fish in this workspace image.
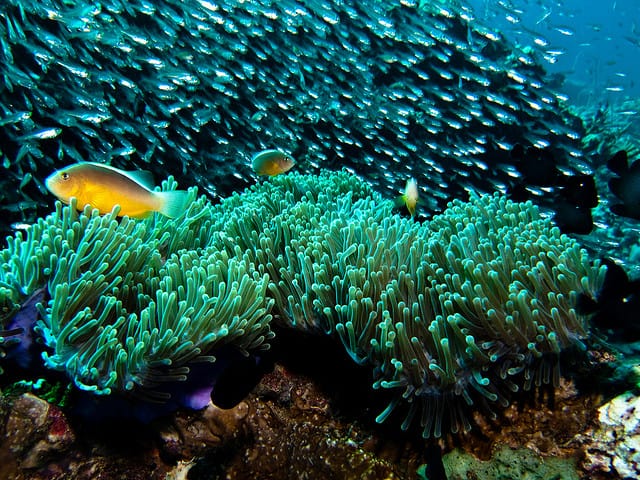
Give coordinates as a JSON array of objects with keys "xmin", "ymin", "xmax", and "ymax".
[
  {"xmin": 559, "ymin": 174, "xmax": 598, "ymax": 209},
  {"xmin": 551, "ymin": 173, "xmax": 598, "ymax": 234},
  {"xmin": 607, "ymin": 149, "xmax": 628, "ymax": 175},
  {"xmin": 607, "ymin": 150, "xmax": 640, "ymax": 220},
  {"xmin": 209, "ymin": 348, "xmax": 270, "ymax": 409},
  {"xmin": 510, "ymin": 144, "xmax": 559, "ymax": 185},
  {"xmin": 552, "ymin": 202, "xmax": 594, "ymax": 235},
  {"xmin": 509, "ymin": 144, "xmax": 597, "ymax": 234},
  {"xmin": 577, "ymin": 258, "xmax": 640, "ymax": 341}
]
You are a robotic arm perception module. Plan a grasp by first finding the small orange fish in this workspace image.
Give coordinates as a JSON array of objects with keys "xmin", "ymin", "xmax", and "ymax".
[
  {"xmin": 251, "ymin": 149, "xmax": 295, "ymax": 176},
  {"xmin": 45, "ymin": 162, "xmax": 190, "ymax": 218}
]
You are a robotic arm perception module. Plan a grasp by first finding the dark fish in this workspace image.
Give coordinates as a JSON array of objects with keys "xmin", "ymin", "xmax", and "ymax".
[
  {"xmin": 548, "ymin": 173, "xmax": 598, "ymax": 234},
  {"xmin": 607, "ymin": 150, "xmax": 640, "ymax": 220},
  {"xmin": 416, "ymin": 445, "xmax": 447, "ymax": 480},
  {"xmin": 506, "ymin": 182, "xmax": 530, "ymax": 203},
  {"xmin": 558, "ymin": 174, "xmax": 598, "ymax": 209},
  {"xmin": 606, "ymin": 149, "xmax": 628, "ymax": 175},
  {"xmin": 509, "ymin": 144, "xmax": 597, "ymax": 233},
  {"xmin": 510, "ymin": 144, "xmax": 559, "ymax": 186},
  {"xmin": 577, "ymin": 258, "xmax": 640, "ymax": 341},
  {"xmin": 552, "ymin": 202, "xmax": 594, "ymax": 235}
]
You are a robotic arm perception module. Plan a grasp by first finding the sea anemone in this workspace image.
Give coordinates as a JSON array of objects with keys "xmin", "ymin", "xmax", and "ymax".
[
  {"xmin": 0, "ymin": 172, "xmax": 604, "ymax": 437},
  {"xmin": 0, "ymin": 178, "xmax": 274, "ymax": 400},
  {"xmin": 201, "ymin": 172, "xmax": 606, "ymax": 437}
]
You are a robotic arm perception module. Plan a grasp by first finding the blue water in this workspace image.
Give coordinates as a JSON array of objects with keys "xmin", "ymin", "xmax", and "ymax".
[{"xmin": 467, "ymin": 0, "xmax": 640, "ymax": 105}]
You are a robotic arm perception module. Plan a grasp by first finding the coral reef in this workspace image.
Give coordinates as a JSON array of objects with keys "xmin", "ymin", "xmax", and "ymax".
[
  {"xmin": 0, "ymin": 364, "xmax": 424, "ymax": 480},
  {"xmin": 579, "ymin": 391, "xmax": 640, "ymax": 479},
  {"xmin": 214, "ymin": 172, "xmax": 604, "ymax": 437},
  {"xmin": 0, "ymin": 171, "xmax": 604, "ymax": 440},
  {"xmin": 0, "ymin": 360, "xmax": 616, "ymax": 479},
  {"xmin": 575, "ymin": 98, "xmax": 640, "ymax": 161},
  {"xmin": 442, "ymin": 444, "xmax": 581, "ymax": 480},
  {"xmin": 0, "ymin": 0, "xmax": 632, "ymax": 476},
  {"xmin": 0, "ymin": 393, "xmax": 75, "ymax": 474}
]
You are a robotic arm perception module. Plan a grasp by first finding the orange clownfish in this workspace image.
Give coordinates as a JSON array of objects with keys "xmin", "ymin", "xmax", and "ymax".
[
  {"xmin": 45, "ymin": 162, "xmax": 190, "ymax": 219},
  {"xmin": 251, "ymin": 149, "xmax": 295, "ymax": 176}
]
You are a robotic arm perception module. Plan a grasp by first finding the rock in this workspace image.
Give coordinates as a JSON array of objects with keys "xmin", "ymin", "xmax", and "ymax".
[
  {"xmin": 157, "ymin": 400, "xmax": 250, "ymax": 459},
  {"xmin": 581, "ymin": 391, "xmax": 640, "ymax": 479},
  {"xmin": 443, "ymin": 445, "xmax": 581, "ymax": 480},
  {"xmin": 2, "ymin": 393, "xmax": 74, "ymax": 471}
]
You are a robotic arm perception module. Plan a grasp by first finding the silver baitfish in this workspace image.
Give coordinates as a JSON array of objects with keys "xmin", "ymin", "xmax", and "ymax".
[{"xmin": 0, "ymin": 0, "xmax": 593, "ymax": 235}]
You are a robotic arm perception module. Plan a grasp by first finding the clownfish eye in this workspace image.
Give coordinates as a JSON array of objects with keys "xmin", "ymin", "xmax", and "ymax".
[{"xmin": 61, "ymin": 172, "xmax": 70, "ymax": 180}]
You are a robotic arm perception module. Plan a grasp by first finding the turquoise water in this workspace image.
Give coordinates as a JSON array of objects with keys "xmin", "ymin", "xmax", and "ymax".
[{"xmin": 468, "ymin": 0, "xmax": 640, "ymax": 104}]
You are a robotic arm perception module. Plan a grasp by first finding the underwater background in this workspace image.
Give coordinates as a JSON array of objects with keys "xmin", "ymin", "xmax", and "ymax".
[
  {"xmin": 1, "ymin": 0, "xmax": 639, "ymax": 479},
  {"xmin": 469, "ymin": 0, "xmax": 640, "ymax": 104}
]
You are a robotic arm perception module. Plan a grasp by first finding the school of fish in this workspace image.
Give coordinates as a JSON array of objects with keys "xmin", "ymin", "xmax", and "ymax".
[{"xmin": 0, "ymin": 0, "xmax": 597, "ymax": 228}]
